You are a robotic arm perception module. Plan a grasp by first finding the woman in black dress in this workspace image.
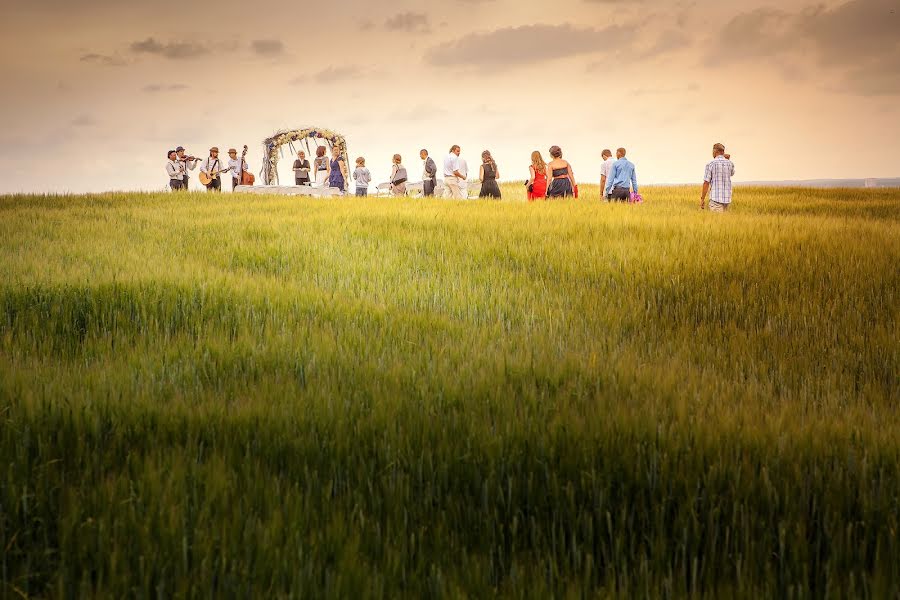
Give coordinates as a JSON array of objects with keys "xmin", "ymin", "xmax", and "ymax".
[
  {"xmin": 546, "ymin": 145, "xmax": 575, "ymax": 198},
  {"xmin": 478, "ymin": 150, "xmax": 502, "ymax": 199}
]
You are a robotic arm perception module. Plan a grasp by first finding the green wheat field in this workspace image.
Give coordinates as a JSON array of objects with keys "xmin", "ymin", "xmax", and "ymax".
[{"xmin": 1, "ymin": 184, "xmax": 898, "ymax": 598}]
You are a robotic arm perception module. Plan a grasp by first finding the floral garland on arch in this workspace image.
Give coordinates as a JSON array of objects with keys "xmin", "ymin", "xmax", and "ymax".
[{"xmin": 259, "ymin": 127, "xmax": 349, "ymax": 185}]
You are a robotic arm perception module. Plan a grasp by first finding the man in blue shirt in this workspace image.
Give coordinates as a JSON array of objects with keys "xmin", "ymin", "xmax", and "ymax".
[{"xmin": 605, "ymin": 147, "xmax": 638, "ymax": 202}]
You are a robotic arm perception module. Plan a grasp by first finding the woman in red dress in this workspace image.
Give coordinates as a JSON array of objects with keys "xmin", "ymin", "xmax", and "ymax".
[{"xmin": 527, "ymin": 150, "xmax": 547, "ymax": 201}]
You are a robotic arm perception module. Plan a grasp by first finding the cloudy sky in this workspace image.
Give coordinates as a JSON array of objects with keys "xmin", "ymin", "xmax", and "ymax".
[{"xmin": 1, "ymin": 0, "xmax": 898, "ymax": 193}]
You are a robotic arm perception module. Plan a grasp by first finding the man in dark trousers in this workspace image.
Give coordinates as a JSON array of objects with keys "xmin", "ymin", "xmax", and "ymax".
[{"xmin": 420, "ymin": 149, "xmax": 437, "ymax": 197}]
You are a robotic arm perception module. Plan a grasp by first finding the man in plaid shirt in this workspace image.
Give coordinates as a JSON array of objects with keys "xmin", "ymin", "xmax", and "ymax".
[{"xmin": 700, "ymin": 143, "xmax": 735, "ymax": 212}]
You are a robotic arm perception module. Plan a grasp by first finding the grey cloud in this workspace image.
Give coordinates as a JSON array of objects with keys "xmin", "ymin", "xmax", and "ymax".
[
  {"xmin": 80, "ymin": 53, "xmax": 127, "ymax": 67},
  {"xmin": 709, "ymin": 8, "xmax": 795, "ymax": 64},
  {"xmin": 292, "ymin": 66, "xmax": 367, "ymax": 85},
  {"xmin": 797, "ymin": 0, "xmax": 898, "ymax": 64},
  {"xmin": 639, "ymin": 29, "xmax": 692, "ymax": 59},
  {"xmin": 391, "ymin": 103, "xmax": 449, "ymax": 121},
  {"xmin": 71, "ymin": 115, "xmax": 97, "ymax": 127},
  {"xmin": 426, "ymin": 24, "xmax": 629, "ymax": 68},
  {"xmin": 130, "ymin": 37, "xmax": 209, "ymax": 60},
  {"xmin": 384, "ymin": 12, "xmax": 430, "ymax": 32},
  {"xmin": 629, "ymin": 83, "xmax": 699, "ymax": 96},
  {"xmin": 711, "ymin": 0, "xmax": 900, "ymax": 95},
  {"xmin": 252, "ymin": 39, "xmax": 284, "ymax": 56},
  {"xmin": 142, "ymin": 84, "xmax": 190, "ymax": 93}
]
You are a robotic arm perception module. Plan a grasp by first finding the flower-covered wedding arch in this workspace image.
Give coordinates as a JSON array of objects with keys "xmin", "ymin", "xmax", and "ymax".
[{"xmin": 259, "ymin": 126, "xmax": 349, "ymax": 185}]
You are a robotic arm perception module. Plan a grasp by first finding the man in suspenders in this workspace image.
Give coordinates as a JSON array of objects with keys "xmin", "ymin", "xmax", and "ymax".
[
  {"xmin": 176, "ymin": 146, "xmax": 197, "ymax": 190},
  {"xmin": 200, "ymin": 147, "xmax": 227, "ymax": 192}
]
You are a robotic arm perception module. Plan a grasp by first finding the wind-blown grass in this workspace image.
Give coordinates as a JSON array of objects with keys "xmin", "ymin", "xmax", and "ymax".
[{"xmin": 1, "ymin": 185, "xmax": 898, "ymax": 598}]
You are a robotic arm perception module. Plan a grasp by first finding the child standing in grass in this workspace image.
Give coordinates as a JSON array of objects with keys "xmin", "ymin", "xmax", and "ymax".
[{"xmin": 353, "ymin": 157, "xmax": 371, "ymax": 197}]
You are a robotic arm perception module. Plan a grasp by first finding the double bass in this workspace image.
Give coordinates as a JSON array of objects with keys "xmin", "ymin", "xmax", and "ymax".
[{"xmin": 239, "ymin": 145, "xmax": 255, "ymax": 186}]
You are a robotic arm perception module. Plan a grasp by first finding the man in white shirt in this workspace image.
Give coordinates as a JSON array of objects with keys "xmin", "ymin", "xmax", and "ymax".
[
  {"xmin": 200, "ymin": 147, "xmax": 229, "ymax": 192},
  {"xmin": 227, "ymin": 148, "xmax": 248, "ymax": 191},
  {"xmin": 176, "ymin": 146, "xmax": 198, "ymax": 190},
  {"xmin": 458, "ymin": 155, "xmax": 469, "ymax": 199},
  {"xmin": 599, "ymin": 149, "xmax": 614, "ymax": 201},
  {"xmin": 166, "ymin": 149, "xmax": 185, "ymax": 191},
  {"xmin": 700, "ymin": 143, "xmax": 735, "ymax": 212},
  {"xmin": 442, "ymin": 145, "xmax": 466, "ymax": 199}
]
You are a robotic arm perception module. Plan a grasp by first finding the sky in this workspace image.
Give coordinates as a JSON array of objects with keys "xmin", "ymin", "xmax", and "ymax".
[{"xmin": 0, "ymin": 0, "xmax": 898, "ymax": 193}]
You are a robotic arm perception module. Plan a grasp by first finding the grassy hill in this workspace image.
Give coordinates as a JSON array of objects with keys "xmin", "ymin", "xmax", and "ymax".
[{"xmin": 1, "ymin": 185, "xmax": 898, "ymax": 597}]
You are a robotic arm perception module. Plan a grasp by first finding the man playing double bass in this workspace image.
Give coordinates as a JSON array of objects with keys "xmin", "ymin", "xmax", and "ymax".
[{"xmin": 227, "ymin": 148, "xmax": 249, "ymax": 191}]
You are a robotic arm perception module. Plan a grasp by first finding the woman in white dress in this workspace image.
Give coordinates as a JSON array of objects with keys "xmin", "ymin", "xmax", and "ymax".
[{"xmin": 313, "ymin": 146, "xmax": 329, "ymax": 186}]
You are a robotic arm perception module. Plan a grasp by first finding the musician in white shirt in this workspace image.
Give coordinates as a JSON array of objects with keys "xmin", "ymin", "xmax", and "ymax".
[
  {"xmin": 166, "ymin": 150, "xmax": 185, "ymax": 191},
  {"xmin": 200, "ymin": 147, "xmax": 229, "ymax": 192},
  {"xmin": 227, "ymin": 148, "xmax": 248, "ymax": 191},
  {"xmin": 176, "ymin": 146, "xmax": 198, "ymax": 190}
]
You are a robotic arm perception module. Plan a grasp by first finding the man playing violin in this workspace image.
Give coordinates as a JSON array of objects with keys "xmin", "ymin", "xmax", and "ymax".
[{"xmin": 176, "ymin": 146, "xmax": 198, "ymax": 191}]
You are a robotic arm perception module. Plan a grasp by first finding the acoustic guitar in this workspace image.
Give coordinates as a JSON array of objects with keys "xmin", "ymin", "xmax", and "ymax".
[
  {"xmin": 239, "ymin": 145, "xmax": 255, "ymax": 186},
  {"xmin": 198, "ymin": 162, "xmax": 230, "ymax": 186}
]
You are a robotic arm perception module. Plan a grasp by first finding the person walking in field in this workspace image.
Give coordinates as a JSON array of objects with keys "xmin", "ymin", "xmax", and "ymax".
[
  {"xmin": 527, "ymin": 151, "xmax": 548, "ymax": 201},
  {"xmin": 420, "ymin": 149, "xmax": 437, "ymax": 197},
  {"xmin": 443, "ymin": 145, "xmax": 466, "ymax": 199},
  {"xmin": 599, "ymin": 149, "xmax": 615, "ymax": 201},
  {"xmin": 166, "ymin": 150, "xmax": 184, "ymax": 191},
  {"xmin": 546, "ymin": 146, "xmax": 576, "ymax": 198},
  {"xmin": 700, "ymin": 143, "xmax": 735, "ymax": 212},
  {"xmin": 390, "ymin": 154, "xmax": 408, "ymax": 197},
  {"xmin": 478, "ymin": 150, "xmax": 501, "ymax": 199},
  {"xmin": 353, "ymin": 157, "xmax": 371, "ymax": 197},
  {"xmin": 605, "ymin": 147, "xmax": 638, "ymax": 202}
]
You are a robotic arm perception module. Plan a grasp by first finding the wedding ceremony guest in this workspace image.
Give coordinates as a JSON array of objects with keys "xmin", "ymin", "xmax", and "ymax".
[
  {"xmin": 327, "ymin": 147, "xmax": 348, "ymax": 192},
  {"xmin": 546, "ymin": 146, "xmax": 576, "ymax": 198},
  {"xmin": 443, "ymin": 145, "xmax": 466, "ymax": 199},
  {"xmin": 227, "ymin": 148, "xmax": 247, "ymax": 191},
  {"xmin": 293, "ymin": 151, "xmax": 311, "ymax": 185},
  {"xmin": 353, "ymin": 157, "xmax": 371, "ymax": 197},
  {"xmin": 478, "ymin": 150, "xmax": 501, "ymax": 199},
  {"xmin": 176, "ymin": 146, "xmax": 197, "ymax": 190},
  {"xmin": 700, "ymin": 143, "xmax": 735, "ymax": 212},
  {"xmin": 420, "ymin": 149, "xmax": 437, "ymax": 197},
  {"xmin": 314, "ymin": 146, "xmax": 329, "ymax": 186},
  {"xmin": 200, "ymin": 147, "xmax": 226, "ymax": 192},
  {"xmin": 166, "ymin": 150, "xmax": 184, "ymax": 191},
  {"xmin": 390, "ymin": 154, "xmax": 408, "ymax": 197},
  {"xmin": 605, "ymin": 147, "xmax": 638, "ymax": 201},
  {"xmin": 527, "ymin": 150, "xmax": 547, "ymax": 201},
  {"xmin": 599, "ymin": 149, "xmax": 614, "ymax": 201},
  {"xmin": 458, "ymin": 154, "xmax": 470, "ymax": 198}
]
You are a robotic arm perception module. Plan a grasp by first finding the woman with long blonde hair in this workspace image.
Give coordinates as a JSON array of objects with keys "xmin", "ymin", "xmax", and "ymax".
[{"xmin": 527, "ymin": 150, "xmax": 547, "ymax": 201}]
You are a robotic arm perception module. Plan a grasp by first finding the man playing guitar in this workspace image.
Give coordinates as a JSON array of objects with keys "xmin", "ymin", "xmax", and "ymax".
[{"xmin": 200, "ymin": 147, "xmax": 230, "ymax": 192}]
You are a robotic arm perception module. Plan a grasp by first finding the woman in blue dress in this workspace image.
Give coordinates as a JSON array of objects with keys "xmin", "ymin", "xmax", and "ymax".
[{"xmin": 326, "ymin": 147, "xmax": 348, "ymax": 192}]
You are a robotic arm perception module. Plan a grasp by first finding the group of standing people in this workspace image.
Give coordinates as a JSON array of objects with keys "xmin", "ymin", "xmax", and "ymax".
[
  {"xmin": 165, "ymin": 140, "xmax": 735, "ymax": 210},
  {"xmin": 292, "ymin": 146, "xmax": 350, "ymax": 191},
  {"xmin": 165, "ymin": 146, "xmax": 249, "ymax": 192}
]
